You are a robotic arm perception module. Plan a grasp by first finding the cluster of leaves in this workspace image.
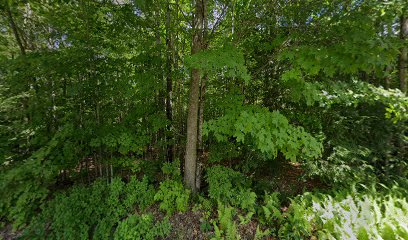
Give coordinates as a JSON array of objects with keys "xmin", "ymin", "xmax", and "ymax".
[
  {"xmin": 186, "ymin": 44, "xmax": 251, "ymax": 83},
  {"xmin": 209, "ymin": 173, "xmax": 408, "ymax": 240},
  {"xmin": 0, "ymin": 84, "xmax": 28, "ymax": 162},
  {"xmin": 232, "ymin": 0, "xmax": 407, "ymax": 191},
  {"xmin": 24, "ymin": 177, "xmax": 156, "ymax": 239},
  {"xmin": 205, "ymin": 104, "xmax": 322, "ymax": 162},
  {"xmin": 161, "ymin": 159, "xmax": 183, "ymax": 181},
  {"xmin": 90, "ymin": 130, "xmax": 150, "ymax": 156},
  {"xmin": 1, "ymin": 0, "xmax": 408, "ymax": 238},
  {"xmin": 321, "ymin": 80, "xmax": 408, "ymax": 123},
  {"xmin": 124, "ymin": 176, "xmax": 156, "ymax": 211},
  {"xmin": 280, "ymin": 68, "xmax": 322, "ymax": 106}
]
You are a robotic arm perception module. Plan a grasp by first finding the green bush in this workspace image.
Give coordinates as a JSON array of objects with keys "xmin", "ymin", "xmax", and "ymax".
[
  {"xmin": 113, "ymin": 214, "xmax": 171, "ymax": 240},
  {"xmin": 154, "ymin": 179, "xmax": 190, "ymax": 215},
  {"xmin": 124, "ymin": 176, "xmax": 155, "ymax": 211},
  {"xmin": 206, "ymin": 166, "xmax": 256, "ymax": 211}
]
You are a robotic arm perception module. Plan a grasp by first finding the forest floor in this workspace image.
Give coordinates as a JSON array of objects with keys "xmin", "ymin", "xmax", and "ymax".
[
  {"xmin": 256, "ymin": 161, "xmax": 327, "ymax": 197},
  {"xmin": 0, "ymin": 225, "xmax": 22, "ymax": 240}
]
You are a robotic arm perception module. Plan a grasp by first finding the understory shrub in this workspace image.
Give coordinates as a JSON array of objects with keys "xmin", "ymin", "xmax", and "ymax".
[
  {"xmin": 113, "ymin": 214, "xmax": 171, "ymax": 240},
  {"xmin": 206, "ymin": 166, "xmax": 256, "ymax": 211},
  {"xmin": 154, "ymin": 179, "xmax": 190, "ymax": 215},
  {"xmin": 23, "ymin": 177, "xmax": 156, "ymax": 239},
  {"xmin": 154, "ymin": 160, "xmax": 190, "ymax": 215},
  {"xmin": 0, "ymin": 125, "xmax": 73, "ymax": 229},
  {"xmin": 161, "ymin": 159, "xmax": 182, "ymax": 181},
  {"xmin": 303, "ymin": 146, "xmax": 377, "ymax": 185},
  {"xmin": 0, "ymin": 159, "xmax": 56, "ymax": 230},
  {"xmin": 258, "ymin": 192, "xmax": 283, "ymax": 234},
  {"xmin": 212, "ymin": 204, "xmax": 240, "ymax": 240},
  {"xmin": 125, "ymin": 176, "xmax": 156, "ymax": 211}
]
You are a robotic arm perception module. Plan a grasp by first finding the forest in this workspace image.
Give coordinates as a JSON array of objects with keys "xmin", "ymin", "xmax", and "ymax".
[{"xmin": 0, "ymin": 0, "xmax": 407, "ymax": 239}]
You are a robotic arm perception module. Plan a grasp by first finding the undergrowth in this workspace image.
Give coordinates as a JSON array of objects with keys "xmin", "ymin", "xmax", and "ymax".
[
  {"xmin": 22, "ymin": 177, "xmax": 161, "ymax": 240},
  {"xmin": 8, "ymin": 165, "xmax": 408, "ymax": 240}
]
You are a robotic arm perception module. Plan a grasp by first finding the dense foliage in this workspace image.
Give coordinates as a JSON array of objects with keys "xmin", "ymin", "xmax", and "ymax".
[{"xmin": 0, "ymin": 0, "xmax": 407, "ymax": 239}]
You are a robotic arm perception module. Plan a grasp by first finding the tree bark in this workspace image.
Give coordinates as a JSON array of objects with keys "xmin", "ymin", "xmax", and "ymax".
[
  {"xmin": 196, "ymin": 74, "xmax": 206, "ymax": 190},
  {"xmin": 399, "ymin": 15, "xmax": 408, "ymax": 94},
  {"xmin": 197, "ymin": 75, "xmax": 206, "ymax": 151},
  {"xmin": 184, "ymin": 0, "xmax": 205, "ymax": 192}
]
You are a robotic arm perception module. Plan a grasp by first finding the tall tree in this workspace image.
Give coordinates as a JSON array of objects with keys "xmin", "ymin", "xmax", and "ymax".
[{"xmin": 195, "ymin": 0, "xmax": 208, "ymax": 190}]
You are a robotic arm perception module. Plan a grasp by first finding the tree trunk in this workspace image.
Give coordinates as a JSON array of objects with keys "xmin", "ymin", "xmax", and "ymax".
[
  {"xmin": 165, "ymin": 0, "xmax": 174, "ymax": 162},
  {"xmin": 399, "ymin": 15, "xmax": 408, "ymax": 94},
  {"xmin": 197, "ymin": 75, "xmax": 206, "ymax": 151},
  {"xmin": 196, "ymin": 0, "xmax": 208, "ymax": 190},
  {"xmin": 5, "ymin": 3, "xmax": 26, "ymax": 55},
  {"xmin": 196, "ymin": 74, "xmax": 206, "ymax": 190},
  {"xmin": 384, "ymin": 65, "xmax": 392, "ymax": 89},
  {"xmin": 184, "ymin": 0, "xmax": 205, "ymax": 192}
]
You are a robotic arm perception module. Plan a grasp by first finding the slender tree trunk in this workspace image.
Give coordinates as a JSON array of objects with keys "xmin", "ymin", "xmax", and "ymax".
[
  {"xmin": 399, "ymin": 15, "xmax": 408, "ymax": 94},
  {"xmin": 178, "ymin": 38, "xmax": 185, "ymax": 164},
  {"xmin": 184, "ymin": 0, "xmax": 205, "ymax": 192},
  {"xmin": 153, "ymin": 6, "xmax": 165, "ymax": 161},
  {"xmin": 173, "ymin": 0, "xmax": 182, "ymax": 161},
  {"xmin": 5, "ymin": 3, "xmax": 26, "ymax": 55},
  {"xmin": 384, "ymin": 22, "xmax": 393, "ymax": 90},
  {"xmin": 384, "ymin": 65, "xmax": 392, "ymax": 89},
  {"xmin": 165, "ymin": 0, "xmax": 174, "ymax": 162},
  {"xmin": 6, "ymin": 1, "xmax": 31, "ymax": 129}
]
